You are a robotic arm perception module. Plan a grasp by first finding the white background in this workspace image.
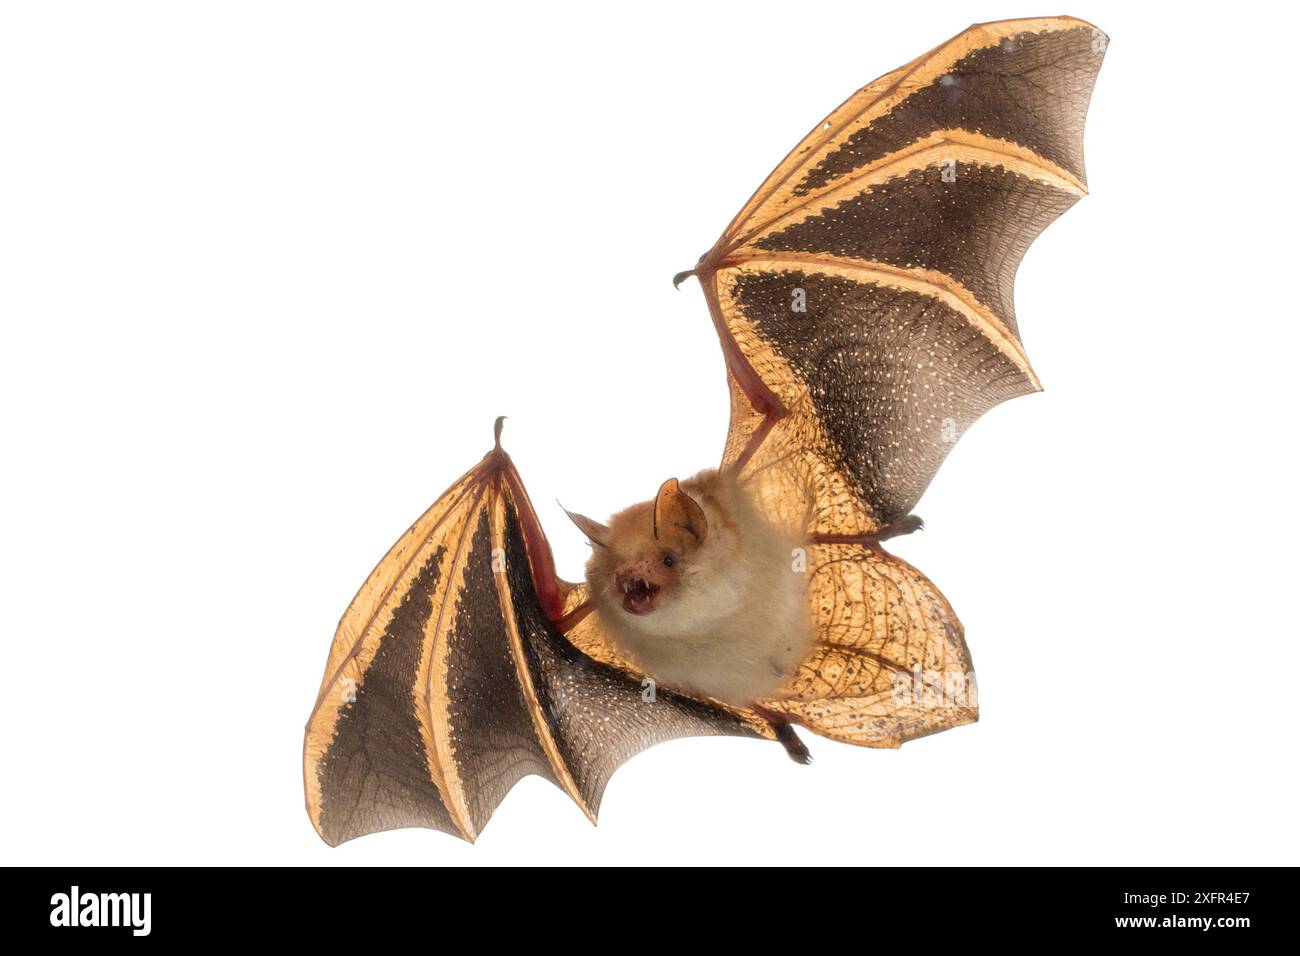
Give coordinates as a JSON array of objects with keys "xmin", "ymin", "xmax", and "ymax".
[{"xmin": 3, "ymin": 1, "xmax": 1297, "ymax": 866}]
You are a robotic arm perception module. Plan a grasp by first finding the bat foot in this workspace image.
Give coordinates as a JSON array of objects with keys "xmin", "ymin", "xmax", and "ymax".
[
  {"xmin": 776, "ymin": 723, "xmax": 812, "ymax": 764},
  {"xmin": 878, "ymin": 514, "xmax": 923, "ymax": 541},
  {"xmin": 754, "ymin": 706, "xmax": 812, "ymax": 764},
  {"xmin": 809, "ymin": 515, "xmax": 923, "ymax": 547}
]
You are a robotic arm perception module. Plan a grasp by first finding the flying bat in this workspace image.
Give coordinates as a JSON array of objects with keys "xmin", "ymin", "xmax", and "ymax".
[{"xmin": 304, "ymin": 15, "xmax": 1107, "ymax": 844}]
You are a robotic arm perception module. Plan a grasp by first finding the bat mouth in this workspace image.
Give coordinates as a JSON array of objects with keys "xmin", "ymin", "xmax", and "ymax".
[{"xmin": 620, "ymin": 576, "xmax": 659, "ymax": 615}]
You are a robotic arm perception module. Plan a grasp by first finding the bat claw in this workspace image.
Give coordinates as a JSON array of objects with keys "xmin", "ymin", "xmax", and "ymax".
[
  {"xmin": 672, "ymin": 268, "xmax": 696, "ymax": 289},
  {"xmin": 878, "ymin": 514, "xmax": 924, "ymax": 541},
  {"xmin": 755, "ymin": 705, "xmax": 812, "ymax": 764},
  {"xmin": 808, "ymin": 516, "xmax": 923, "ymax": 547},
  {"xmin": 776, "ymin": 723, "xmax": 812, "ymax": 765}
]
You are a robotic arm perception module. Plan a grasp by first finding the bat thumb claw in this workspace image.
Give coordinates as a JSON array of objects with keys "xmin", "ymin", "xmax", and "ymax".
[{"xmin": 672, "ymin": 269, "xmax": 696, "ymax": 289}]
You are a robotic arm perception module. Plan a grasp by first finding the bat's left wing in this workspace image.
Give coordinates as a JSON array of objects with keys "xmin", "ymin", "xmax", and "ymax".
[
  {"xmin": 687, "ymin": 16, "xmax": 1107, "ymax": 747},
  {"xmin": 303, "ymin": 425, "xmax": 764, "ymax": 845}
]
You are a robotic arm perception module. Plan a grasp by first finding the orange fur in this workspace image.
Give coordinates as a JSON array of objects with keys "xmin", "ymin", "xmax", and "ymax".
[{"xmin": 582, "ymin": 470, "xmax": 812, "ymax": 707}]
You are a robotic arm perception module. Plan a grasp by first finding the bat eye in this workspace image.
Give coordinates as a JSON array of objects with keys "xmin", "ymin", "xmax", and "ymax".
[{"xmin": 662, "ymin": 555, "xmax": 674, "ymax": 568}]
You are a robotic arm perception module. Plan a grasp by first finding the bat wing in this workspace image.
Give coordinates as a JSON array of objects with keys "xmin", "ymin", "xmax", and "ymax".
[
  {"xmin": 303, "ymin": 430, "xmax": 764, "ymax": 845},
  {"xmin": 701, "ymin": 15, "xmax": 1105, "ymax": 532},
  {"xmin": 689, "ymin": 17, "xmax": 1106, "ymax": 745}
]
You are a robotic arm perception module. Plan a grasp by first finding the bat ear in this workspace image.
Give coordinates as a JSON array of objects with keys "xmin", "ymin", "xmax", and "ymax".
[
  {"xmin": 653, "ymin": 478, "xmax": 708, "ymax": 553},
  {"xmin": 563, "ymin": 507, "xmax": 610, "ymax": 549}
]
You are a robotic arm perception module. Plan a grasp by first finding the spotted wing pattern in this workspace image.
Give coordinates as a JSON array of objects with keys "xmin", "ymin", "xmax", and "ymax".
[
  {"xmin": 303, "ymin": 444, "xmax": 760, "ymax": 845},
  {"xmin": 692, "ymin": 17, "xmax": 1104, "ymax": 745},
  {"xmin": 701, "ymin": 16, "xmax": 1106, "ymax": 533}
]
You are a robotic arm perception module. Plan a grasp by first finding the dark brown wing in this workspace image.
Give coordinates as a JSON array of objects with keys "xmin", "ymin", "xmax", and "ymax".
[
  {"xmin": 303, "ymin": 432, "xmax": 762, "ymax": 845},
  {"xmin": 698, "ymin": 16, "xmax": 1107, "ymax": 533},
  {"xmin": 687, "ymin": 17, "xmax": 1105, "ymax": 746}
]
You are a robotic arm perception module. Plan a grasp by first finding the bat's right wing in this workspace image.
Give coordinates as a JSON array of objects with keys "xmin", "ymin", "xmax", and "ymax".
[{"xmin": 303, "ymin": 429, "xmax": 763, "ymax": 846}]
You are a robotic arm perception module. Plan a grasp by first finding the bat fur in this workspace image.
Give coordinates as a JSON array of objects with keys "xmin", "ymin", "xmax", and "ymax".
[{"xmin": 571, "ymin": 469, "xmax": 812, "ymax": 708}]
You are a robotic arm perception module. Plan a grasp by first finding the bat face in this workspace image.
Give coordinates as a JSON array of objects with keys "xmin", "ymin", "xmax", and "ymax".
[
  {"xmin": 582, "ymin": 477, "xmax": 712, "ymax": 618},
  {"xmin": 580, "ymin": 469, "xmax": 812, "ymax": 712},
  {"xmin": 586, "ymin": 500, "xmax": 685, "ymax": 616}
]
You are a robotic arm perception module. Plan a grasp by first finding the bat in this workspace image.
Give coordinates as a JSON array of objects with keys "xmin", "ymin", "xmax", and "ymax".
[{"xmin": 304, "ymin": 15, "xmax": 1107, "ymax": 845}]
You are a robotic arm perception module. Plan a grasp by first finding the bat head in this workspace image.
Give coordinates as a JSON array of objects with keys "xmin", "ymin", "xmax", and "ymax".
[{"xmin": 577, "ymin": 478, "xmax": 709, "ymax": 617}]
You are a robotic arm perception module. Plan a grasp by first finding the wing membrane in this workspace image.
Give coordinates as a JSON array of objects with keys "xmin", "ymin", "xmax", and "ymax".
[
  {"xmin": 757, "ymin": 542, "xmax": 976, "ymax": 747},
  {"xmin": 701, "ymin": 16, "xmax": 1106, "ymax": 531},
  {"xmin": 303, "ymin": 443, "xmax": 761, "ymax": 845}
]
